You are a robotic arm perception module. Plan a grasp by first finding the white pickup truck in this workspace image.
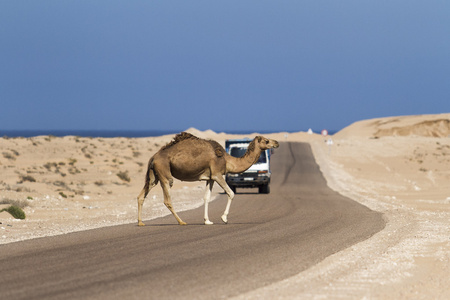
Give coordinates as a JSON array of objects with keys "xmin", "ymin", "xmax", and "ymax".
[{"xmin": 225, "ymin": 138, "xmax": 272, "ymax": 194}]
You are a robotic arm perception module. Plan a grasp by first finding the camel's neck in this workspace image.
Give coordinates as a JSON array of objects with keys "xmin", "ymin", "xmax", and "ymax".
[{"xmin": 226, "ymin": 140, "xmax": 262, "ymax": 174}]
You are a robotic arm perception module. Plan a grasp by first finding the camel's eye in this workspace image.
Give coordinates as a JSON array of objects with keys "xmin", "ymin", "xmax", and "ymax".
[{"xmin": 265, "ymin": 140, "xmax": 269, "ymax": 144}]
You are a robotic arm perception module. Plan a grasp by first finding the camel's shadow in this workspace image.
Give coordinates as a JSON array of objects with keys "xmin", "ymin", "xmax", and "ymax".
[
  {"xmin": 219, "ymin": 191, "xmax": 260, "ymax": 195},
  {"xmin": 142, "ymin": 221, "xmax": 262, "ymax": 227}
]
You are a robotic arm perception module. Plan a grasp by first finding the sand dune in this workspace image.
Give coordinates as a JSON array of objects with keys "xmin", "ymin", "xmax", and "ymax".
[
  {"xmin": 374, "ymin": 118, "xmax": 450, "ymax": 138},
  {"xmin": 335, "ymin": 113, "xmax": 450, "ymax": 138}
]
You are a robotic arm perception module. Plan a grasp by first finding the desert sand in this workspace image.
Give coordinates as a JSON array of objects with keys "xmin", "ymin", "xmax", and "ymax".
[{"xmin": 1, "ymin": 114, "xmax": 449, "ymax": 299}]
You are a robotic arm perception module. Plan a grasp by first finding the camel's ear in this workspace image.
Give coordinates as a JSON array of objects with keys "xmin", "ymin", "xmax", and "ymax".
[{"xmin": 256, "ymin": 136, "xmax": 262, "ymax": 142}]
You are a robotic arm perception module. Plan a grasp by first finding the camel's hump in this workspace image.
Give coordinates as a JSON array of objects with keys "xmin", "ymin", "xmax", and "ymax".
[
  {"xmin": 161, "ymin": 132, "xmax": 198, "ymax": 150},
  {"xmin": 162, "ymin": 132, "xmax": 225, "ymax": 157}
]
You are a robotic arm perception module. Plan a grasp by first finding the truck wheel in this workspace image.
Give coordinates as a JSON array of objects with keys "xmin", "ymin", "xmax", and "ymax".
[{"xmin": 259, "ymin": 184, "xmax": 270, "ymax": 194}]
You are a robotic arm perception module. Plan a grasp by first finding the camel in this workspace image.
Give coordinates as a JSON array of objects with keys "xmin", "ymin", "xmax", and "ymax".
[{"xmin": 137, "ymin": 132, "xmax": 279, "ymax": 226}]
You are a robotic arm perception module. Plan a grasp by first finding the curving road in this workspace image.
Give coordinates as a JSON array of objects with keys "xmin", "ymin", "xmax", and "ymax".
[{"xmin": 0, "ymin": 143, "xmax": 385, "ymax": 300}]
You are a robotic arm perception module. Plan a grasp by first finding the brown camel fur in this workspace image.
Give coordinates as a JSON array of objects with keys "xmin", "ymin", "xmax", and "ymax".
[{"xmin": 137, "ymin": 132, "xmax": 279, "ymax": 226}]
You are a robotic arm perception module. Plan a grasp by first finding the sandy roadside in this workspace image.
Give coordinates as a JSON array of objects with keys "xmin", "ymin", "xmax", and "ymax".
[
  {"xmin": 1, "ymin": 114, "xmax": 450, "ymax": 299},
  {"xmin": 233, "ymin": 114, "xmax": 450, "ymax": 299},
  {"xmin": 0, "ymin": 131, "xmax": 224, "ymax": 243}
]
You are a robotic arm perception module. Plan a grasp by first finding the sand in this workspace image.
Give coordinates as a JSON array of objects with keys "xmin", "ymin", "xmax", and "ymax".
[{"xmin": 1, "ymin": 114, "xmax": 449, "ymax": 299}]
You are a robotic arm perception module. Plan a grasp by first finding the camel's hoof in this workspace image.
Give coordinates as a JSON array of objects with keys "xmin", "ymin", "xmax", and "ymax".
[
  {"xmin": 204, "ymin": 220, "xmax": 214, "ymax": 225},
  {"xmin": 221, "ymin": 215, "xmax": 228, "ymax": 224},
  {"xmin": 179, "ymin": 221, "xmax": 187, "ymax": 226},
  {"xmin": 138, "ymin": 222, "xmax": 146, "ymax": 227}
]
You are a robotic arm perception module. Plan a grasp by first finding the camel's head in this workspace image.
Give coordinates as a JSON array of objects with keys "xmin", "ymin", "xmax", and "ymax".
[{"xmin": 255, "ymin": 136, "xmax": 280, "ymax": 150}]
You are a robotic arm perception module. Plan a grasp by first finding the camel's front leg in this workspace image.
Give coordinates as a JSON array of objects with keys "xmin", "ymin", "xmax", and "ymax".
[
  {"xmin": 161, "ymin": 179, "xmax": 187, "ymax": 225},
  {"xmin": 213, "ymin": 176, "xmax": 235, "ymax": 224},
  {"xmin": 203, "ymin": 180, "xmax": 214, "ymax": 225}
]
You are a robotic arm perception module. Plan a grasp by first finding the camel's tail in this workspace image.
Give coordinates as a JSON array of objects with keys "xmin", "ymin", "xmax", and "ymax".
[{"xmin": 143, "ymin": 158, "xmax": 158, "ymax": 198}]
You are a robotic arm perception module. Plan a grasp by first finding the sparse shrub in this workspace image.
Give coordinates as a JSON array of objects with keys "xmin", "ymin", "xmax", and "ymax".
[
  {"xmin": 94, "ymin": 181, "xmax": 104, "ymax": 186},
  {"xmin": 117, "ymin": 171, "xmax": 130, "ymax": 182},
  {"xmin": 6, "ymin": 186, "xmax": 33, "ymax": 193},
  {"xmin": 1, "ymin": 206, "xmax": 26, "ymax": 219},
  {"xmin": 0, "ymin": 198, "xmax": 30, "ymax": 208},
  {"xmin": 19, "ymin": 175, "xmax": 36, "ymax": 183},
  {"xmin": 68, "ymin": 168, "xmax": 75, "ymax": 174},
  {"xmin": 2, "ymin": 152, "xmax": 16, "ymax": 160},
  {"xmin": 44, "ymin": 135, "xmax": 56, "ymax": 142},
  {"xmin": 59, "ymin": 192, "xmax": 67, "ymax": 198},
  {"xmin": 68, "ymin": 167, "xmax": 80, "ymax": 174},
  {"xmin": 53, "ymin": 181, "xmax": 68, "ymax": 188},
  {"xmin": 74, "ymin": 189, "xmax": 84, "ymax": 195},
  {"xmin": 44, "ymin": 162, "xmax": 58, "ymax": 171}
]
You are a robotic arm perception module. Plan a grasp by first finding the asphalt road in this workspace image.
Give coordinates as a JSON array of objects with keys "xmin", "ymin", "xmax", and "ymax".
[{"xmin": 0, "ymin": 142, "xmax": 385, "ymax": 300}]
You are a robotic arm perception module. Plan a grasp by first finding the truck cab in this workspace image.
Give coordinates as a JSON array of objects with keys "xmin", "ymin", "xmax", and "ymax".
[{"xmin": 225, "ymin": 138, "xmax": 272, "ymax": 194}]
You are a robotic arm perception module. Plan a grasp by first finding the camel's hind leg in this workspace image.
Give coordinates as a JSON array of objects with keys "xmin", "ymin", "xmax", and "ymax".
[
  {"xmin": 137, "ymin": 182, "xmax": 156, "ymax": 226},
  {"xmin": 203, "ymin": 180, "xmax": 214, "ymax": 225},
  {"xmin": 137, "ymin": 162, "xmax": 158, "ymax": 226},
  {"xmin": 137, "ymin": 188, "xmax": 147, "ymax": 226},
  {"xmin": 161, "ymin": 179, "xmax": 187, "ymax": 225},
  {"xmin": 213, "ymin": 176, "xmax": 235, "ymax": 224}
]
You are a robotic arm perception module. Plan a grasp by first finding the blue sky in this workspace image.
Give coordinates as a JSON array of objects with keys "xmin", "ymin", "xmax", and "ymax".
[{"xmin": 1, "ymin": 1, "xmax": 449, "ymax": 133}]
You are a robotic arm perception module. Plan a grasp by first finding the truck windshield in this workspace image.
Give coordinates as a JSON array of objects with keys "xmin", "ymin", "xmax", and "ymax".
[
  {"xmin": 230, "ymin": 147, "xmax": 267, "ymax": 163},
  {"xmin": 230, "ymin": 147, "xmax": 247, "ymax": 158}
]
